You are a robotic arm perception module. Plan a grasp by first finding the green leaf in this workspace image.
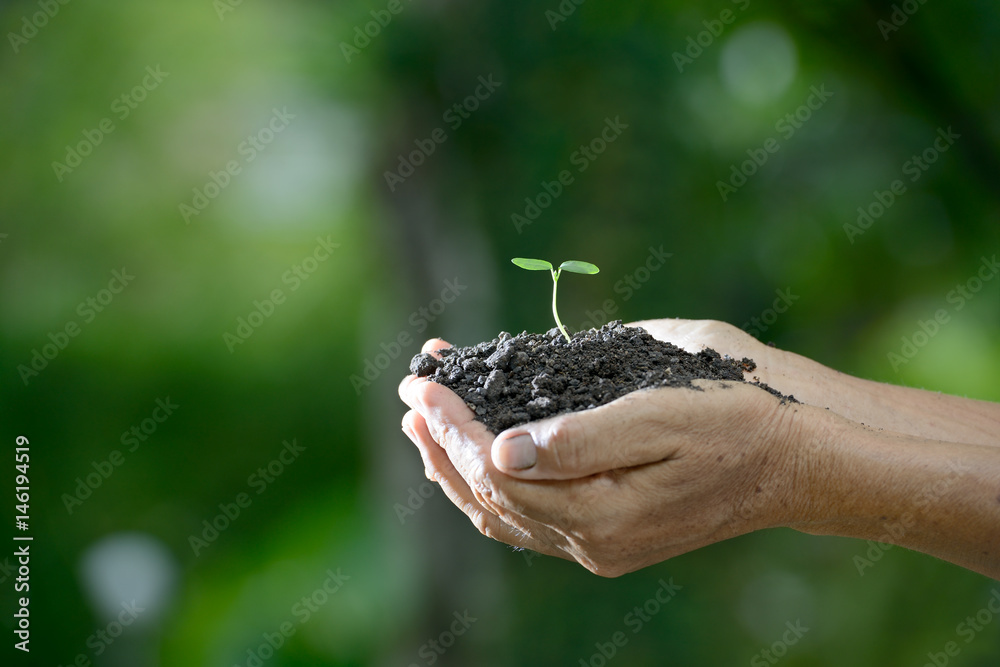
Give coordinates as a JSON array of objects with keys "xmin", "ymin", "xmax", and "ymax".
[
  {"xmin": 559, "ymin": 260, "xmax": 600, "ymax": 275},
  {"xmin": 511, "ymin": 257, "xmax": 553, "ymax": 271}
]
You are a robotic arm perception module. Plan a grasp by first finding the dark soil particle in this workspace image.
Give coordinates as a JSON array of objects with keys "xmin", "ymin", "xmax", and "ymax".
[{"xmin": 409, "ymin": 320, "xmax": 795, "ymax": 435}]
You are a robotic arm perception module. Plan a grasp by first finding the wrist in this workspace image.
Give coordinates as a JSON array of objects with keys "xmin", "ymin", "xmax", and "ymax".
[
  {"xmin": 779, "ymin": 407, "xmax": 1000, "ymax": 578},
  {"xmin": 776, "ymin": 405, "xmax": 874, "ymax": 533},
  {"xmin": 759, "ymin": 348, "xmax": 1000, "ymax": 447},
  {"xmin": 752, "ymin": 346, "xmax": 858, "ymax": 409},
  {"xmin": 726, "ymin": 389, "xmax": 817, "ymax": 535},
  {"xmin": 742, "ymin": 400, "xmax": 840, "ymax": 533},
  {"xmin": 775, "ymin": 404, "xmax": 944, "ymax": 537}
]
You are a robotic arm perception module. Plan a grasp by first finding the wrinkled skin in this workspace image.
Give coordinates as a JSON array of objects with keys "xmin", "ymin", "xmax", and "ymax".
[
  {"xmin": 399, "ymin": 319, "xmax": 1000, "ymax": 578},
  {"xmin": 398, "ymin": 320, "xmax": 806, "ymax": 576}
]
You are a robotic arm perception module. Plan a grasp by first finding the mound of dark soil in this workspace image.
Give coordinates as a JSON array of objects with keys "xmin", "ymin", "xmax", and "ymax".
[{"xmin": 409, "ymin": 320, "xmax": 794, "ymax": 434}]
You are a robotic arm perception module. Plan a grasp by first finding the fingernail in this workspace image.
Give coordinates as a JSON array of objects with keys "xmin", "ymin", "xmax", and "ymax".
[
  {"xmin": 496, "ymin": 434, "xmax": 537, "ymax": 470},
  {"xmin": 402, "ymin": 424, "xmax": 416, "ymax": 444}
]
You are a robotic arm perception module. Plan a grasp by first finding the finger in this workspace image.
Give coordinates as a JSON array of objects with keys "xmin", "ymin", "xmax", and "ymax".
[
  {"xmin": 406, "ymin": 409, "xmax": 484, "ymax": 502},
  {"xmin": 399, "ymin": 374, "xmax": 421, "ymax": 407},
  {"xmin": 491, "ymin": 386, "xmax": 712, "ymax": 480},
  {"xmin": 488, "ymin": 459, "xmax": 662, "ymax": 539},
  {"xmin": 405, "ymin": 380, "xmax": 578, "ymax": 551},
  {"xmin": 398, "ymin": 340, "xmax": 453, "ymax": 403},
  {"xmin": 625, "ymin": 318, "xmax": 685, "ymax": 336},
  {"xmin": 628, "ymin": 318, "xmax": 765, "ymax": 367},
  {"xmin": 399, "ymin": 372, "xmax": 464, "ymax": 417},
  {"xmin": 402, "ymin": 409, "xmax": 418, "ymax": 442},
  {"xmin": 406, "ymin": 409, "xmax": 564, "ymax": 556},
  {"xmin": 411, "ymin": 379, "xmax": 507, "ymax": 517},
  {"xmin": 403, "ymin": 377, "xmax": 504, "ymax": 513},
  {"xmin": 401, "ymin": 409, "xmax": 433, "ymax": 478},
  {"xmin": 407, "ymin": 410, "xmax": 501, "ymax": 524},
  {"xmin": 403, "ymin": 380, "xmax": 486, "ymax": 469},
  {"xmin": 405, "ymin": 376, "xmax": 486, "ymax": 452},
  {"xmin": 626, "ymin": 318, "xmax": 710, "ymax": 354},
  {"xmin": 421, "ymin": 338, "xmax": 452, "ymax": 357}
]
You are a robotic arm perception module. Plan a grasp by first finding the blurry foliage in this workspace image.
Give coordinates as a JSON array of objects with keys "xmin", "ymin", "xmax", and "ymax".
[{"xmin": 0, "ymin": 0, "xmax": 997, "ymax": 665}]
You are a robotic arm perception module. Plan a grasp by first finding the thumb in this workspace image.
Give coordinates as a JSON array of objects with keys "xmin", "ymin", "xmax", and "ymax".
[{"xmin": 490, "ymin": 393, "xmax": 675, "ymax": 480}]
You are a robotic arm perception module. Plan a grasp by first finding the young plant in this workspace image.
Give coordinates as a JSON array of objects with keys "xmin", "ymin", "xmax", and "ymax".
[{"xmin": 511, "ymin": 258, "xmax": 600, "ymax": 343}]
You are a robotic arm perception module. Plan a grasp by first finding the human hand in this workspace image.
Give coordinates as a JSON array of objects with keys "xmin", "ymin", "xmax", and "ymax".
[
  {"xmin": 399, "ymin": 338, "xmax": 806, "ymax": 576},
  {"xmin": 630, "ymin": 318, "xmax": 1000, "ymax": 446},
  {"xmin": 399, "ymin": 326, "xmax": 1000, "ymax": 579},
  {"xmin": 629, "ymin": 318, "xmax": 835, "ymax": 407}
]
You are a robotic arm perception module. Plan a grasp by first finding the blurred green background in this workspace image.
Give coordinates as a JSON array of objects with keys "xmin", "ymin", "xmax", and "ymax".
[{"xmin": 1, "ymin": 0, "xmax": 998, "ymax": 665}]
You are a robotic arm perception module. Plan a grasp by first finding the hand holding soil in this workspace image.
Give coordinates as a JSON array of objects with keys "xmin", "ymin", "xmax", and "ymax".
[
  {"xmin": 400, "ymin": 364, "xmax": 803, "ymax": 576},
  {"xmin": 398, "ymin": 319, "xmax": 1000, "ymax": 579}
]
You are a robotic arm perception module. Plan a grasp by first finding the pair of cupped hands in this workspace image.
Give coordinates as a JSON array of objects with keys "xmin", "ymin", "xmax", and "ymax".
[{"xmin": 398, "ymin": 318, "xmax": 1000, "ymax": 578}]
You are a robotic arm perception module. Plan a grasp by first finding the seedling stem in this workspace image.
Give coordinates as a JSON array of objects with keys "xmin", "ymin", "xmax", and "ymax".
[{"xmin": 511, "ymin": 258, "xmax": 600, "ymax": 342}]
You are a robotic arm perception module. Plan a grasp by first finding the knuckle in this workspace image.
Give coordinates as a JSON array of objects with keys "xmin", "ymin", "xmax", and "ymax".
[
  {"xmin": 471, "ymin": 485, "xmax": 491, "ymax": 510},
  {"xmin": 579, "ymin": 523, "xmax": 615, "ymax": 550},
  {"xmin": 563, "ymin": 535, "xmax": 618, "ymax": 577},
  {"xmin": 487, "ymin": 484, "xmax": 522, "ymax": 515},
  {"xmin": 592, "ymin": 563, "xmax": 627, "ymax": 578},
  {"xmin": 470, "ymin": 510, "xmax": 492, "ymax": 538},
  {"xmin": 482, "ymin": 523, "xmax": 500, "ymax": 541},
  {"xmin": 546, "ymin": 417, "xmax": 587, "ymax": 473},
  {"xmin": 475, "ymin": 480, "xmax": 513, "ymax": 518},
  {"xmin": 581, "ymin": 554, "xmax": 627, "ymax": 578},
  {"xmin": 428, "ymin": 418, "xmax": 448, "ymax": 445},
  {"xmin": 696, "ymin": 318, "xmax": 739, "ymax": 341},
  {"xmin": 563, "ymin": 511, "xmax": 613, "ymax": 550},
  {"xmin": 464, "ymin": 456, "xmax": 490, "ymax": 490}
]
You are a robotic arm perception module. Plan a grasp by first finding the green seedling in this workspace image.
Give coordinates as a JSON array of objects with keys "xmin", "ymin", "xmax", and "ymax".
[{"xmin": 511, "ymin": 258, "xmax": 600, "ymax": 343}]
